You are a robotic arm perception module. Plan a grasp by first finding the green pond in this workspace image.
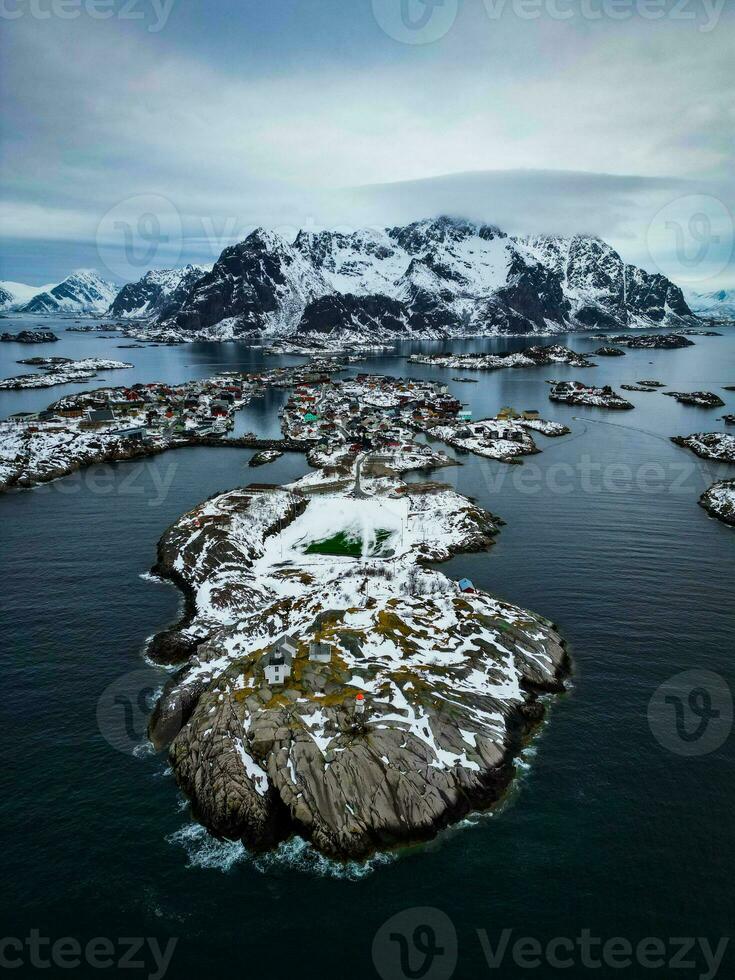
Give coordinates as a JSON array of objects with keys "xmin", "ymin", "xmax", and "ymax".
[{"xmin": 305, "ymin": 528, "xmax": 392, "ymax": 557}]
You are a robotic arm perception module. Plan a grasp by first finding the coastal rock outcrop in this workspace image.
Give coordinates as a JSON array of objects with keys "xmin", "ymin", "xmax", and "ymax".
[
  {"xmin": 699, "ymin": 481, "xmax": 735, "ymax": 526},
  {"xmin": 147, "ymin": 473, "xmax": 569, "ymax": 859},
  {"xmin": 671, "ymin": 432, "xmax": 735, "ymax": 464},
  {"xmin": 548, "ymin": 381, "xmax": 634, "ymax": 410},
  {"xmin": 663, "ymin": 391, "xmax": 725, "ymax": 409}
]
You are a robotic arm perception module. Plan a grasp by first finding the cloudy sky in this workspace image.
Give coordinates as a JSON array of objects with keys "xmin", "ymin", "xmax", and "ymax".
[{"xmin": 1, "ymin": 0, "xmax": 733, "ymax": 288}]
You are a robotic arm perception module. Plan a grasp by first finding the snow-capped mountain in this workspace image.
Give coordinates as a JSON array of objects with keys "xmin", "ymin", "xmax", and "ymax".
[
  {"xmin": 0, "ymin": 280, "xmax": 58, "ymax": 310},
  {"xmin": 171, "ymin": 229, "xmax": 330, "ymax": 336},
  {"xmin": 106, "ymin": 264, "xmax": 209, "ymax": 319},
  {"xmin": 156, "ymin": 216, "xmax": 696, "ymax": 339},
  {"xmin": 686, "ymin": 288, "xmax": 735, "ymax": 321},
  {"xmin": 20, "ymin": 272, "xmax": 118, "ymax": 315}
]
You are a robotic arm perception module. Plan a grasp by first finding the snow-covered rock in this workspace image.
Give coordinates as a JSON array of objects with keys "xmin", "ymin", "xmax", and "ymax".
[
  {"xmin": 606, "ymin": 333, "xmax": 694, "ymax": 349},
  {"xmin": 408, "ymin": 344, "xmax": 593, "ymax": 371},
  {"xmin": 0, "ymin": 357, "xmax": 132, "ymax": 389},
  {"xmin": 699, "ymin": 480, "xmax": 735, "ymax": 526},
  {"xmin": 671, "ymin": 431, "xmax": 735, "ymax": 463},
  {"xmin": 663, "ymin": 391, "xmax": 725, "ymax": 409},
  {"xmin": 20, "ymin": 271, "xmax": 119, "ymax": 315},
  {"xmin": 548, "ymin": 381, "xmax": 634, "ymax": 410}
]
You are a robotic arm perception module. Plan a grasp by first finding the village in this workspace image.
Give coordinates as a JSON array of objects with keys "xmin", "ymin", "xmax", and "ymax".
[
  {"xmin": 279, "ymin": 371, "xmax": 570, "ymax": 466},
  {"xmin": 0, "ymin": 360, "xmax": 578, "ymax": 491},
  {"xmin": 4, "ymin": 360, "xmax": 344, "ymax": 449}
]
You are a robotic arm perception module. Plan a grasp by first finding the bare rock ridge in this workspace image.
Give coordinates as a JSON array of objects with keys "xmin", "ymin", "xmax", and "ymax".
[{"xmin": 147, "ymin": 474, "xmax": 569, "ymax": 860}]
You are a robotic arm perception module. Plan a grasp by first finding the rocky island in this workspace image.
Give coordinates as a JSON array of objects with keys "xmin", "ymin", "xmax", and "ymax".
[
  {"xmin": 593, "ymin": 346, "xmax": 626, "ymax": 357},
  {"xmin": 249, "ymin": 449, "xmax": 284, "ymax": 466},
  {"xmin": 0, "ymin": 357, "xmax": 133, "ymax": 390},
  {"xmin": 663, "ymin": 391, "xmax": 726, "ymax": 409},
  {"xmin": 420, "ymin": 412, "xmax": 569, "ymax": 463},
  {"xmin": 147, "ymin": 460, "xmax": 569, "ymax": 860},
  {"xmin": 407, "ymin": 344, "xmax": 593, "ymax": 371},
  {"xmin": 606, "ymin": 333, "xmax": 694, "ymax": 350},
  {"xmin": 699, "ymin": 480, "xmax": 735, "ymax": 527},
  {"xmin": 548, "ymin": 381, "xmax": 634, "ymax": 410},
  {"xmin": 671, "ymin": 432, "xmax": 735, "ymax": 464},
  {"xmin": 1, "ymin": 329, "xmax": 58, "ymax": 344}
]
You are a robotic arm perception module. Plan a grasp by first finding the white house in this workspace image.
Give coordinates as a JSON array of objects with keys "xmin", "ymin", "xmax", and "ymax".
[
  {"xmin": 264, "ymin": 647, "xmax": 293, "ymax": 686},
  {"xmin": 309, "ymin": 641, "xmax": 332, "ymax": 663}
]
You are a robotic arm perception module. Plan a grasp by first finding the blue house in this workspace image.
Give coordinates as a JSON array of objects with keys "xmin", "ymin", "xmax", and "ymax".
[{"xmin": 458, "ymin": 578, "xmax": 475, "ymax": 593}]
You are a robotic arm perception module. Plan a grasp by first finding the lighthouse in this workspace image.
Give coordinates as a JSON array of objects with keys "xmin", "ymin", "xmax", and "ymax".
[{"xmin": 354, "ymin": 693, "xmax": 366, "ymax": 717}]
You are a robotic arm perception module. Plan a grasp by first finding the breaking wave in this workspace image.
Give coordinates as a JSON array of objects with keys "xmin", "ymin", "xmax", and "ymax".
[{"xmin": 166, "ymin": 821, "xmax": 395, "ymax": 879}]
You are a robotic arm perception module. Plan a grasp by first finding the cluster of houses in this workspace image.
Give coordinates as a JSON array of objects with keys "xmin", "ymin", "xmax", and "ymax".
[
  {"xmin": 263, "ymin": 635, "xmax": 332, "ymax": 685},
  {"xmin": 8, "ymin": 362, "xmax": 348, "ymax": 445},
  {"xmin": 280, "ymin": 373, "xmax": 466, "ymax": 456},
  {"xmin": 8, "ymin": 374, "xmax": 255, "ymax": 442},
  {"xmin": 262, "ymin": 635, "xmax": 367, "ymax": 718}
]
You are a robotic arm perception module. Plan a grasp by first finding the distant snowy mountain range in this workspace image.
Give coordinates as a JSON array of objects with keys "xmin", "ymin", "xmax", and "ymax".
[
  {"xmin": 685, "ymin": 288, "xmax": 735, "ymax": 321},
  {"xmin": 153, "ymin": 217, "xmax": 699, "ymax": 340},
  {"xmin": 2, "ymin": 217, "xmax": 732, "ymax": 336},
  {"xmin": 0, "ymin": 266, "xmax": 207, "ymax": 319},
  {"xmin": 0, "ymin": 271, "xmax": 117, "ymax": 315}
]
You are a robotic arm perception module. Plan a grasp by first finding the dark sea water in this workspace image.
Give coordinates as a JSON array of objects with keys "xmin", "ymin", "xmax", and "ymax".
[{"xmin": 1, "ymin": 316, "xmax": 734, "ymax": 979}]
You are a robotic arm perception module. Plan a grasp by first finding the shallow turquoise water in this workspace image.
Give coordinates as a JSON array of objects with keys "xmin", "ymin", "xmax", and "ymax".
[{"xmin": 1, "ymin": 318, "xmax": 733, "ymax": 979}]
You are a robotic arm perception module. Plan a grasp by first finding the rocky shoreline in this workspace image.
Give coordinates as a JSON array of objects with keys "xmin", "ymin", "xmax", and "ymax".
[{"xmin": 146, "ymin": 465, "xmax": 569, "ymax": 860}]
